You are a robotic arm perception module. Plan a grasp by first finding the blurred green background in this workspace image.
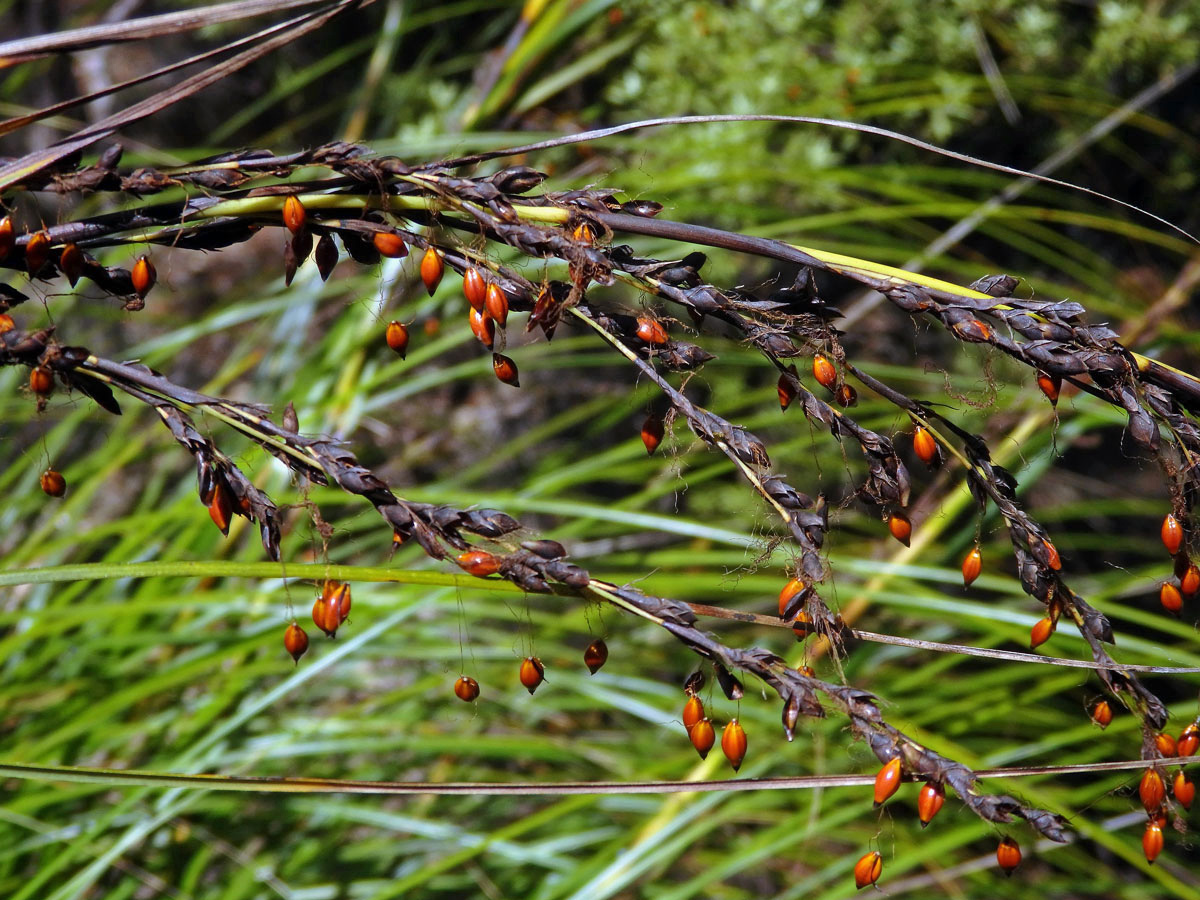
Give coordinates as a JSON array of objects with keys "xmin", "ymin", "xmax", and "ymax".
[{"xmin": 1, "ymin": 1, "xmax": 1199, "ymax": 897}]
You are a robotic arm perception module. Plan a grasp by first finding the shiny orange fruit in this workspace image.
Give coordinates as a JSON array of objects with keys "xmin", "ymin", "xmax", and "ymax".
[
  {"xmin": 572, "ymin": 222, "xmax": 596, "ymax": 244},
  {"xmin": 469, "ymin": 307, "xmax": 496, "ymax": 348},
  {"xmin": 492, "ymin": 353, "xmax": 520, "ymax": 387},
  {"xmin": 812, "ymin": 354, "xmax": 837, "ymax": 390},
  {"xmin": 1139, "ymin": 768, "xmax": 1165, "ymax": 812},
  {"xmin": 853, "ymin": 851, "xmax": 882, "ymax": 889},
  {"xmin": 519, "ymin": 657, "xmax": 545, "ymax": 694},
  {"xmin": 635, "ymin": 316, "xmax": 668, "ymax": 345},
  {"xmin": 59, "ymin": 243, "xmax": 84, "ymax": 286},
  {"xmin": 454, "ymin": 675, "xmax": 480, "ymax": 702},
  {"xmin": 1155, "ymin": 732, "xmax": 1178, "ymax": 758},
  {"xmin": 1037, "ymin": 371, "xmax": 1061, "ymax": 404},
  {"xmin": 39, "ymin": 469, "xmax": 66, "ymax": 497},
  {"xmin": 385, "ymin": 320, "xmax": 409, "ymax": 358},
  {"xmin": 689, "ymin": 717, "xmax": 715, "ymax": 759},
  {"xmin": 208, "ymin": 481, "xmax": 232, "ymax": 535},
  {"xmin": 1173, "ymin": 770, "xmax": 1194, "ymax": 809},
  {"xmin": 0, "ymin": 215, "xmax": 12, "ymax": 258},
  {"xmin": 777, "ymin": 370, "xmax": 797, "ymax": 411},
  {"xmin": 29, "ymin": 365, "xmax": 53, "ymax": 396},
  {"xmin": 873, "ymin": 757, "xmax": 902, "ymax": 806},
  {"xmin": 463, "ymin": 267, "xmax": 487, "ymax": 310},
  {"xmin": 372, "ymin": 230, "xmax": 408, "ymax": 258},
  {"xmin": 0, "ymin": 313, "xmax": 13, "ymax": 333},
  {"xmin": 1178, "ymin": 723, "xmax": 1200, "ymax": 756},
  {"xmin": 1160, "ymin": 582, "xmax": 1183, "ymax": 614},
  {"xmin": 888, "ymin": 512, "xmax": 912, "ymax": 546},
  {"xmin": 917, "ymin": 781, "xmax": 945, "ymax": 827},
  {"xmin": 420, "ymin": 247, "xmax": 444, "ymax": 295},
  {"xmin": 996, "ymin": 837, "xmax": 1021, "ymax": 875},
  {"xmin": 721, "ymin": 719, "xmax": 747, "ymax": 772},
  {"xmin": 778, "ymin": 577, "xmax": 806, "ymax": 618},
  {"xmin": 1182, "ymin": 564, "xmax": 1200, "ymax": 596},
  {"xmin": 641, "ymin": 413, "xmax": 665, "ymax": 455},
  {"xmin": 962, "ymin": 546, "xmax": 982, "ymax": 587},
  {"xmin": 912, "ymin": 425, "xmax": 938, "ymax": 465},
  {"xmin": 1162, "ymin": 513, "xmax": 1184, "ymax": 556},
  {"xmin": 311, "ymin": 594, "xmax": 338, "ymax": 638},
  {"xmin": 282, "ymin": 195, "xmax": 306, "ymax": 234},
  {"xmin": 284, "ymin": 622, "xmax": 309, "ymax": 663},
  {"xmin": 583, "ymin": 638, "xmax": 608, "ymax": 674},
  {"xmin": 131, "ymin": 254, "xmax": 156, "ymax": 298},
  {"xmin": 457, "ymin": 550, "xmax": 501, "ymax": 577},
  {"xmin": 25, "ymin": 230, "xmax": 50, "ymax": 274},
  {"xmin": 682, "ymin": 695, "xmax": 704, "ymax": 731},
  {"xmin": 484, "ymin": 282, "xmax": 509, "ymax": 327},
  {"xmin": 1030, "ymin": 616, "xmax": 1054, "ymax": 649},
  {"xmin": 1090, "ymin": 700, "xmax": 1113, "ymax": 729},
  {"xmin": 1143, "ymin": 822, "xmax": 1164, "ymax": 864}
]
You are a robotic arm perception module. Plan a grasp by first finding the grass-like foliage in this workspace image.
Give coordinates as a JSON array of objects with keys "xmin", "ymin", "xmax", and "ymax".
[{"xmin": 1, "ymin": 2, "xmax": 1199, "ymax": 898}]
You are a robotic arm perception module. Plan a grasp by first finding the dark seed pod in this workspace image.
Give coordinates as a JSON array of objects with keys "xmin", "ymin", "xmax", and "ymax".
[
  {"xmin": 454, "ymin": 675, "xmax": 480, "ymax": 702},
  {"xmin": 25, "ymin": 230, "xmax": 50, "ymax": 275},
  {"xmin": 385, "ymin": 321, "xmax": 410, "ymax": 358},
  {"xmin": 492, "ymin": 353, "xmax": 520, "ymax": 387},
  {"xmin": 714, "ymin": 663, "xmax": 743, "ymax": 700},
  {"xmin": 282, "ymin": 195, "xmax": 307, "ymax": 234},
  {"xmin": 519, "ymin": 657, "xmax": 545, "ymax": 694},
  {"xmin": 854, "ymin": 851, "xmax": 882, "ymax": 890},
  {"xmin": 777, "ymin": 367, "xmax": 798, "ymax": 411},
  {"xmin": 834, "ymin": 383, "xmax": 857, "ymax": 407},
  {"xmin": 283, "ymin": 622, "xmax": 309, "ymax": 663},
  {"xmin": 683, "ymin": 670, "xmax": 705, "ymax": 695},
  {"xmin": 520, "ymin": 539, "xmax": 566, "ymax": 559},
  {"xmin": 635, "ymin": 316, "xmax": 668, "ymax": 345},
  {"xmin": 583, "ymin": 638, "xmax": 608, "ymax": 674},
  {"xmin": 689, "ymin": 717, "xmax": 715, "ymax": 758},
  {"xmin": 373, "ymin": 230, "xmax": 407, "ymax": 258},
  {"xmin": 873, "ymin": 757, "xmax": 902, "ymax": 806},
  {"xmin": 484, "ymin": 282, "xmax": 509, "ymax": 327},
  {"xmin": 131, "ymin": 254, "xmax": 156, "ymax": 298},
  {"xmin": 40, "ymin": 469, "xmax": 66, "ymax": 497},
  {"xmin": 420, "ymin": 248, "xmax": 444, "ymax": 295},
  {"xmin": 208, "ymin": 481, "xmax": 232, "ymax": 535},
  {"xmin": 464, "ymin": 267, "xmax": 487, "ymax": 310},
  {"xmin": 457, "ymin": 550, "xmax": 501, "ymax": 577},
  {"xmin": 641, "ymin": 413, "xmax": 665, "ymax": 455},
  {"xmin": 996, "ymin": 837, "xmax": 1021, "ymax": 875},
  {"xmin": 59, "ymin": 243, "xmax": 85, "ymax": 286},
  {"xmin": 721, "ymin": 719, "xmax": 747, "ymax": 771},
  {"xmin": 314, "ymin": 234, "xmax": 338, "ymax": 280}
]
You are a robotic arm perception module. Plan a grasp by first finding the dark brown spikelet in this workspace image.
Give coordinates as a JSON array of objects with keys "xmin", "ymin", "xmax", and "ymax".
[
  {"xmin": 283, "ymin": 622, "xmax": 309, "ymax": 663},
  {"xmin": 583, "ymin": 639, "xmax": 608, "ymax": 674},
  {"xmin": 314, "ymin": 234, "xmax": 338, "ymax": 280}
]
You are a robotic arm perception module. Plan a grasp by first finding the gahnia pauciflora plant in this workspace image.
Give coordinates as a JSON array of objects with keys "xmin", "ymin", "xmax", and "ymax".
[{"xmin": 1, "ymin": 1, "xmax": 1198, "ymax": 893}]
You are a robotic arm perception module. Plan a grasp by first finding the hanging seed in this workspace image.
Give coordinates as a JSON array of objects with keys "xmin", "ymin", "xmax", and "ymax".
[
  {"xmin": 469, "ymin": 307, "xmax": 496, "ymax": 349},
  {"xmin": 715, "ymin": 663, "xmax": 743, "ymax": 701},
  {"xmin": 777, "ymin": 369, "xmax": 798, "ymax": 411},
  {"xmin": 962, "ymin": 546, "xmax": 982, "ymax": 587},
  {"xmin": 721, "ymin": 719, "xmax": 747, "ymax": 772},
  {"xmin": 457, "ymin": 550, "xmax": 501, "ymax": 577},
  {"xmin": 1160, "ymin": 582, "xmax": 1183, "ymax": 614},
  {"xmin": 1178, "ymin": 723, "xmax": 1200, "ymax": 756},
  {"xmin": 385, "ymin": 321, "xmax": 410, "ymax": 358},
  {"xmin": 492, "ymin": 353, "xmax": 520, "ymax": 387},
  {"xmin": 782, "ymin": 695, "xmax": 801, "ymax": 741},
  {"xmin": 641, "ymin": 413, "xmax": 665, "ymax": 455},
  {"xmin": 797, "ymin": 665, "xmax": 815, "ymax": 677},
  {"xmin": 484, "ymin": 282, "xmax": 509, "ymax": 327},
  {"xmin": 131, "ymin": 254, "xmax": 156, "ymax": 298},
  {"xmin": 853, "ymin": 851, "xmax": 882, "ymax": 890},
  {"xmin": 208, "ymin": 481, "xmax": 232, "ymax": 535},
  {"xmin": 1173, "ymin": 771, "xmax": 1195, "ymax": 809},
  {"xmin": 29, "ymin": 366, "xmax": 53, "ymax": 397},
  {"xmin": 778, "ymin": 577, "xmax": 807, "ymax": 619},
  {"xmin": 59, "ymin": 243, "xmax": 84, "ymax": 286},
  {"xmin": 912, "ymin": 425, "xmax": 938, "ymax": 466},
  {"xmin": 39, "ymin": 469, "xmax": 66, "ymax": 497},
  {"xmin": 0, "ymin": 216, "xmax": 12, "ymax": 259},
  {"xmin": 1030, "ymin": 616, "xmax": 1054, "ymax": 649},
  {"xmin": 314, "ymin": 233, "xmax": 338, "ymax": 280},
  {"xmin": 635, "ymin": 316, "xmax": 669, "ymax": 345},
  {"xmin": 812, "ymin": 354, "xmax": 837, "ymax": 390},
  {"xmin": 420, "ymin": 247, "xmax": 444, "ymax": 295},
  {"xmin": 454, "ymin": 675, "xmax": 480, "ymax": 702},
  {"xmin": 682, "ymin": 695, "xmax": 704, "ymax": 731},
  {"xmin": 1156, "ymin": 732, "xmax": 1178, "ymax": 758},
  {"xmin": 1139, "ymin": 768, "xmax": 1165, "ymax": 812},
  {"xmin": 291, "ymin": 230, "xmax": 313, "ymax": 269},
  {"xmin": 792, "ymin": 610, "xmax": 812, "ymax": 640},
  {"xmin": 683, "ymin": 671, "xmax": 706, "ymax": 695},
  {"xmin": 1036, "ymin": 371, "xmax": 1061, "ymax": 404},
  {"xmin": 283, "ymin": 622, "xmax": 309, "ymax": 663},
  {"xmin": 373, "ymin": 230, "xmax": 408, "ymax": 258},
  {"xmin": 690, "ymin": 717, "xmax": 715, "ymax": 759},
  {"xmin": 1090, "ymin": 700, "xmax": 1113, "ymax": 729},
  {"xmin": 519, "ymin": 656, "xmax": 545, "ymax": 694},
  {"xmin": 572, "ymin": 222, "xmax": 596, "ymax": 244},
  {"xmin": 1182, "ymin": 564, "xmax": 1200, "ymax": 596},
  {"xmin": 311, "ymin": 594, "xmax": 338, "ymax": 638},
  {"xmin": 873, "ymin": 757, "xmax": 902, "ymax": 807},
  {"xmin": 583, "ymin": 638, "xmax": 608, "ymax": 674},
  {"xmin": 834, "ymin": 383, "xmax": 858, "ymax": 407},
  {"xmin": 25, "ymin": 230, "xmax": 50, "ymax": 275},
  {"xmin": 917, "ymin": 781, "xmax": 945, "ymax": 827},
  {"xmin": 331, "ymin": 582, "xmax": 351, "ymax": 623},
  {"xmin": 283, "ymin": 238, "xmax": 299, "ymax": 286},
  {"xmin": 996, "ymin": 837, "xmax": 1021, "ymax": 876},
  {"xmin": 282, "ymin": 195, "xmax": 307, "ymax": 234},
  {"xmin": 1162, "ymin": 513, "xmax": 1184, "ymax": 556},
  {"xmin": 464, "ymin": 267, "xmax": 487, "ymax": 310},
  {"xmin": 0, "ymin": 314, "xmax": 13, "ymax": 333},
  {"xmin": 1143, "ymin": 822, "xmax": 1164, "ymax": 864},
  {"xmin": 887, "ymin": 512, "xmax": 912, "ymax": 546}
]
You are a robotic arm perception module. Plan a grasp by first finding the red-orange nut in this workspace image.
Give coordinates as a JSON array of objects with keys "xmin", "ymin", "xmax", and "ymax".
[
  {"xmin": 1139, "ymin": 768, "xmax": 1166, "ymax": 812},
  {"xmin": 641, "ymin": 413, "xmax": 665, "ymax": 455},
  {"xmin": 635, "ymin": 316, "xmax": 669, "ymax": 345},
  {"xmin": 208, "ymin": 481, "xmax": 232, "ymax": 536},
  {"xmin": 962, "ymin": 546, "xmax": 982, "ymax": 587},
  {"xmin": 1178, "ymin": 724, "xmax": 1200, "ymax": 756},
  {"xmin": 1160, "ymin": 582, "xmax": 1184, "ymax": 614},
  {"xmin": 131, "ymin": 254, "xmax": 156, "ymax": 298},
  {"xmin": 469, "ymin": 307, "xmax": 496, "ymax": 348},
  {"xmin": 0, "ymin": 215, "xmax": 12, "ymax": 259},
  {"xmin": 583, "ymin": 638, "xmax": 608, "ymax": 674},
  {"xmin": 917, "ymin": 781, "xmax": 945, "ymax": 827},
  {"xmin": 1143, "ymin": 822, "xmax": 1164, "ymax": 864},
  {"xmin": 29, "ymin": 365, "xmax": 53, "ymax": 396},
  {"xmin": 59, "ymin": 243, "xmax": 84, "ymax": 286},
  {"xmin": 1030, "ymin": 616, "xmax": 1054, "ymax": 649},
  {"xmin": 463, "ymin": 267, "xmax": 487, "ymax": 310},
  {"xmin": 519, "ymin": 656, "xmax": 545, "ymax": 694},
  {"xmin": 812, "ymin": 354, "xmax": 837, "ymax": 390},
  {"xmin": 996, "ymin": 837, "xmax": 1021, "ymax": 875},
  {"xmin": 1042, "ymin": 538, "xmax": 1062, "ymax": 571},
  {"xmin": 284, "ymin": 622, "xmax": 309, "ymax": 663},
  {"xmin": 721, "ymin": 718, "xmax": 747, "ymax": 772},
  {"xmin": 912, "ymin": 425, "xmax": 938, "ymax": 465},
  {"xmin": 492, "ymin": 353, "xmax": 520, "ymax": 387},
  {"xmin": 1173, "ymin": 770, "xmax": 1195, "ymax": 809},
  {"xmin": 835, "ymin": 383, "xmax": 857, "ymax": 407},
  {"xmin": 873, "ymin": 756, "xmax": 902, "ymax": 806},
  {"xmin": 1154, "ymin": 732, "xmax": 1177, "ymax": 758},
  {"xmin": 484, "ymin": 282, "xmax": 509, "ymax": 327},
  {"xmin": 0, "ymin": 313, "xmax": 13, "ymax": 333},
  {"xmin": 853, "ymin": 851, "xmax": 882, "ymax": 890},
  {"xmin": 1090, "ymin": 700, "xmax": 1113, "ymax": 729},
  {"xmin": 25, "ymin": 230, "xmax": 50, "ymax": 275},
  {"xmin": 1182, "ymin": 564, "xmax": 1200, "ymax": 596},
  {"xmin": 385, "ymin": 320, "xmax": 410, "ymax": 358},
  {"xmin": 420, "ymin": 247, "xmax": 444, "ymax": 295},
  {"xmin": 1037, "ymin": 371, "xmax": 1061, "ymax": 404},
  {"xmin": 311, "ymin": 595, "xmax": 338, "ymax": 637},
  {"xmin": 1162, "ymin": 513, "xmax": 1184, "ymax": 556},
  {"xmin": 457, "ymin": 550, "xmax": 501, "ymax": 577},
  {"xmin": 454, "ymin": 675, "xmax": 480, "ymax": 702},
  {"xmin": 778, "ymin": 577, "xmax": 806, "ymax": 618},
  {"xmin": 777, "ymin": 369, "xmax": 797, "ymax": 411},
  {"xmin": 40, "ymin": 469, "xmax": 66, "ymax": 497},
  {"xmin": 282, "ymin": 195, "xmax": 307, "ymax": 234},
  {"xmin": 887, "ymin": 512, "xmax": 912, "ymax": 547},
  {"xmin": 682, "ymin": 695, "xmax": 704, "ymax": 731},
  {"xmin": 689, "ymin": 717, "xmax": 715, "ymax": 759},
  {"xmin": 372, "ymin": 230, "xmax": 408, "ymax": 258}
]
